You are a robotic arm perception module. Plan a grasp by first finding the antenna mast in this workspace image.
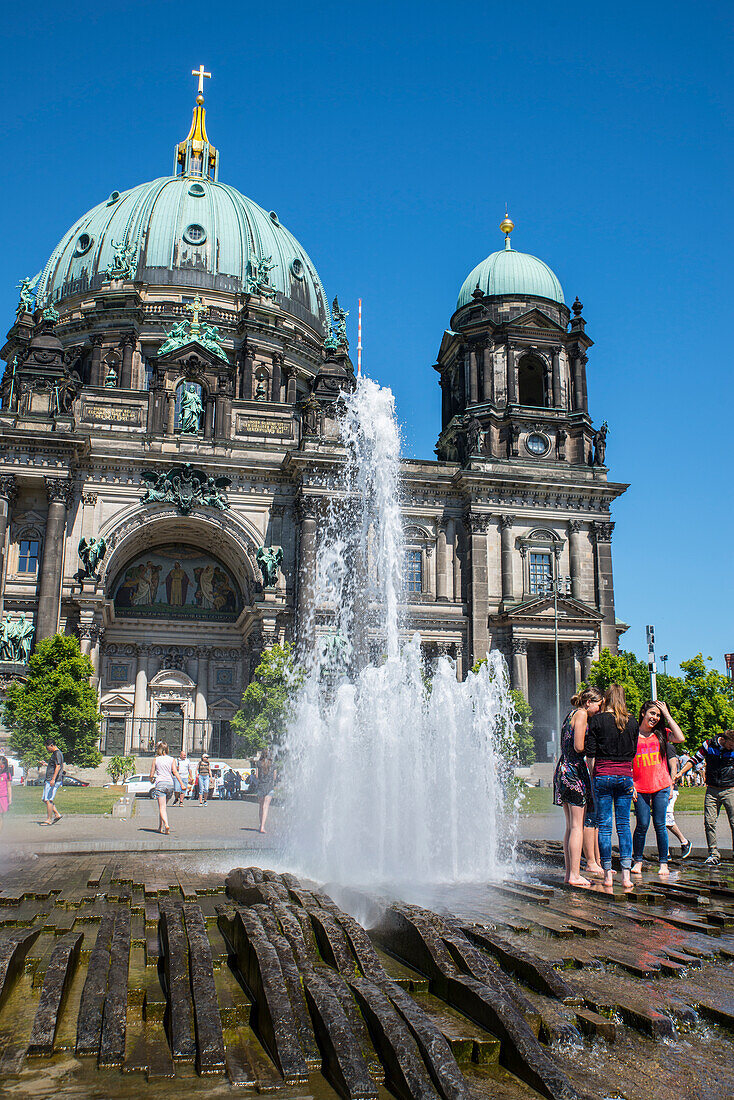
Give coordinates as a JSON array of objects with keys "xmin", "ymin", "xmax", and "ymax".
[{"xmin": 357, "ymin": 298, "xmax": 362, "ymax": 376}]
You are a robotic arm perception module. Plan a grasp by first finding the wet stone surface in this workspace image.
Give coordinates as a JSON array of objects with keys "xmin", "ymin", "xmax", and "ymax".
[{"xmin": 0, "ymin": 846, "xmax": 733, "ymax": 1097}]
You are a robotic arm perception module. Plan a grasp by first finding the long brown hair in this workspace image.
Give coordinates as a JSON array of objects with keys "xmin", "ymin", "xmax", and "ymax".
[
  {"xmin": 639, "ymin": 701, "xmax": 668, "ymax": 759},
  {"xmin": 603, "ymin": 685, "xmax": 629, "ymax": 731},
  {"xmin": 0, "ymin": 756, "xmax": 8, "ymax": 777},
  {"xmin": 571, "ymin": 686, "xmax": 603, "ymax": 709}
]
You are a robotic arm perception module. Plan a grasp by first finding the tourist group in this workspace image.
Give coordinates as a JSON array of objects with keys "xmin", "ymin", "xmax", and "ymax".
[{"xmin": 554, "ymin": 686, "xmax": 734, "ymax": 886}]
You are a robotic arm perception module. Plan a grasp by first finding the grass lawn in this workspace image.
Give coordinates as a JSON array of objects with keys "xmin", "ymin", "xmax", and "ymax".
[
  {"xmin": 8, "ymin": 787, "xmax": 119, "ymax": 815},
  {"xmin": 514, "ymin": 784, "xmax": 706, "ymax": 815}
]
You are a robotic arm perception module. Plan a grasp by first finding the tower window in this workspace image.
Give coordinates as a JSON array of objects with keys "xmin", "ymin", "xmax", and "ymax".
[
  {"xmin": 529, "ymin": 552, "xmax": 552, "ymax": 594},
  {"xmin": 18, "ymin": 539, "xmax": 40, "ymax": 574},
  {"xmin": 405, "ymin": 549, "xmax": 423, "ymax": 593},
  {"xmin": 518, "ymin": 356, "xmax": 546, "ymax": 407}
]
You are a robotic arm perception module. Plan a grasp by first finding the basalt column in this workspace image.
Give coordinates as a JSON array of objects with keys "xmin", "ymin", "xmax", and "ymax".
[
  {"xmin": 500, "ymin": 515, "xmax": 515, "ymax": 603},
  {"xmin": 297, "ymin": 497, "xmax": 319, "ymax": 645},
  {"xmin": 36, "ymin": 479, "xmax": 72, "ymax": 642},
  {"xmin": 466, "ymin": 513, "xmax": 490, "ymax": 667},
  {"xmin": 0, "ymin": 475, "xmax": 16, "ymax": 616},
  {"xmin": 592, "ymin": 521, "xmax": 618, "ymax": 652}
]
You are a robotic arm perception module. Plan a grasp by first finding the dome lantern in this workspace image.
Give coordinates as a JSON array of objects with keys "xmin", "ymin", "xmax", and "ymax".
[{"xmin": 174, "ymin": 65, "xmax": 219, "ymax": 181}]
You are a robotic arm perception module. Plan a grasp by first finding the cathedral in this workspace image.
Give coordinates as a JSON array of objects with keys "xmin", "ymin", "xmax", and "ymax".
[{"xmin": 0, "ymin": 73, "xmax": 627, "ymax": 763}]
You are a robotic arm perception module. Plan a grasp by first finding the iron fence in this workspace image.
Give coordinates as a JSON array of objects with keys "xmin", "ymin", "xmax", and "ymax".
[{"xmin": 100, "ymin": 717, "xmax": 233, "ymax": 758}]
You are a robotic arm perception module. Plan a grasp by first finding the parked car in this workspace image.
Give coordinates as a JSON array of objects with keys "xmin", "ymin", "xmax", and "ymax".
[
  {"xmin": 59, "ymin": 772, "xmax": 90, "ymax": 788},
  {"xmin": 123, "ymin": 774, "xmax": 156, "ymax": 798}
]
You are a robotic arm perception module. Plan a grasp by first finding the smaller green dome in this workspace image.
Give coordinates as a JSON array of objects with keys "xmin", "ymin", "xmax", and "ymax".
[{"xmin": 457, "ymin": 245, "xmax": 564, "ymax": 309}]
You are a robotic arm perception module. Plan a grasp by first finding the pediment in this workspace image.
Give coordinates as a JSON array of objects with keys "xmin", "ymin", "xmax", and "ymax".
[
  {"xmin": 503, "ymin": 595, "xmax": 602, "ymax": 624},
  {"xmin": 100, "ymin": 692, "xmax": 133, "ymax": 709},
  {"xmin": 156, "ymin": 341, "xmax": 228, "ymax": 368},
  {"xmin": 510, "ymin": 308, "xmax": 565, "ymax": 333},
  {"xmin": 148, "ymin": 669, "xmax": 196, "ymax": 690}
]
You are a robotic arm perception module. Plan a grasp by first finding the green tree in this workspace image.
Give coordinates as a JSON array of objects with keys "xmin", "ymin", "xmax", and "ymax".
[
  {"xmin": 4, "ymin": 634, "xmax": 102, "ymax": 767},
  {"xmin": 106, "ymin": 754, "xmax": 137, "ymax": 785},
  {"xmin": 231, "ymin": 642, "xmax": 305, "ymax": 758},
  {"xmin": 472, "ymin": 659, "xmax": 535, "ymax": 766},
  {"xmin": 585, "ymin": 648, "xmax": 650, "ymax": 718}
]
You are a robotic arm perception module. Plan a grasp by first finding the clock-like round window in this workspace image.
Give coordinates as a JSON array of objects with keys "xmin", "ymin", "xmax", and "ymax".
[
  {"xmin": 526, "ymin": 432, "xmax": 549, "ymax": 457},
  {"xmin": 290, "ymin": 258, "xmax": 304, "ymax": 279},
  {"xmin": 183, "ymin": 223, "xmax": 207, "ymax": 245},
  {"xmin": 74, "ymin": 233, "xmax": 93, "ymax": 256}
]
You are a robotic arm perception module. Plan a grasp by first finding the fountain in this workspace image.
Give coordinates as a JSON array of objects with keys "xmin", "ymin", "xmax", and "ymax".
[{"xmin": 283, "ymin": 376, "xmax": 518, "ymax": 887}]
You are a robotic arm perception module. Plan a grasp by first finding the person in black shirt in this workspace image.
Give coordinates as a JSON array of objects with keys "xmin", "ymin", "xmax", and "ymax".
[
  {"xmin": 585, "ymin": 685, "xmax": 639, "ymax": 888},
  {"xmin": 41, "ymin": 740, "xmax": 64, "ymax": 826}
]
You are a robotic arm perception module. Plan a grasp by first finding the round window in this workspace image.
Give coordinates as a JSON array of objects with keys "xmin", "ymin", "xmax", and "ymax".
[
  {"xmin": 183, "ymin": 223, "xmax": 207, "ymax": 245},
  {"xmin": 106, "ymin": 191, "xmax": 120, "ymax": 206},
  {"xmin": 188, "ymin": 182, "xmax": 206, "ymax": 197},
  {"xmin": 74, "ymin": 233, "xmax": 93, "ymax": 256},
  {"xmin": 525, "ymin": 432, "xmax": 550, "ymax": 457},
  {"xmin": 290, "ymin": 258, "xmax": 304, "ymax": 279},
  {"xmin": 269, "ymin": 210, "xmax": 279, "ymax": 224}
]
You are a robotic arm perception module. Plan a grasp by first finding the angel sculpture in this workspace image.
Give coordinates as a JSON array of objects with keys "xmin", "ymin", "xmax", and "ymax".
[
  {"xmin": 255, "ymin": 545, "xmax": 283, "ymax": 588},
  {"xmin": 76, "ymin": 536, "xmax": 107, "ymax": 582}
]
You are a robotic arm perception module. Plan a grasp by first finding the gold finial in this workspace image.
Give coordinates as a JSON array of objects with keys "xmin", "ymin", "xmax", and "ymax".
[
  {"xmin": 192, "ymin": 64, "xmax": 212, "ymax": 96},
  {"xmin": 500, "ymin": 207, "xmax": 514, "ymax": 248}
]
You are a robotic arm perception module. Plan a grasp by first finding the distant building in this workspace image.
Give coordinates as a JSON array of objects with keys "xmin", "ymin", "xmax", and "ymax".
[{"xmin": 0, "ymin": 79, "xmax": 626, "ymax": 761}]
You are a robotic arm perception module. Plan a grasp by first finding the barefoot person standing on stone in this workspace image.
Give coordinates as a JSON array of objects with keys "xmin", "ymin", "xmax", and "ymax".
[
  {"xmin": 630, "ymin": 701, "xmax": 685, "ymax": 877},
  {"xmin": 553, "ymin": 686, "xmax": 603, "ymax": 886},
  {"xmin": 40, "ymin": 739, "xmax": 63, "ymax": 826},
  {"xmin": 585, "ymin": 686, "xmax": 639, "ymax": 889},
  {"xmin": 256, "ymin": 749, "xmax": 278, "ymax": 834}
]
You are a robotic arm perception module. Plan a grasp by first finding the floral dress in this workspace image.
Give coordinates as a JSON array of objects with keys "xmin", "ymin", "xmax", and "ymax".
[{"xmin": 553, "ymin": 709, "xmax": 592, "ymax": 807}]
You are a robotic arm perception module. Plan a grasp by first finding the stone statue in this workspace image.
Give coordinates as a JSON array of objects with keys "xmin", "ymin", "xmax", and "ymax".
[
  {"xmin": 105, "ymin": 239, "xmax": 136, "ymax": 280},
  {"xmin": 0, "ymin": 613, "xmax": 34, "ymax": 663},
  {"xmin": 16, "ymin": 277, "xmax": 35, "ymax": 316},
  {"xmin": 254, "ymin": 378, "xmax": 267, "ymax": 401},
  {"xmin": 104, "ymin": 364, "xmax": 118, "ymax": 387},
  {"xmin": 255, "ymin": 546, "xmax": 283, "ymax": 588},
  {"xmin": 158, "ymin": 316, "xmax": 227, "ymax": 363},
  {"xmin": 331, "ymin": 296, "xmax": 349, "ymax": 348},
  {"xmin": 593, "ymin": 420, "xmax": 608, "ymax": 466},
  {"xmin": 249, "ymin": 255, "xmax": 277, "ymax": 299},
  {"xmin": 178, "ymin": 384, "xmax": 203, "ymax": 434},
  {"xmin": 301, "ymin": 393, "xmax": 321, "ymax": 437},
  {"xmin": 76, "ymin": 536, "xmax": 107, "ymax": 582},
  {"xmin": 141, "ymin": 463, "xmax": 230, "ymax": 514},
  {"xmin": 463, "ymin": 414, "xmax": 483, "ymax": 458}
]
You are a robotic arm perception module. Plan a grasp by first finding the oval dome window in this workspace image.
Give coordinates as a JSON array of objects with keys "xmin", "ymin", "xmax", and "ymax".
[
  {"xmin": 188, "ymin": 182, "xmax": 206, "ymax": 197},
  {"xmin": 269, "ymin": 211, "xmax": 279, "ymax": 224},
  {"xmin": 106, "ymin": 191, "xmax": 120, "ymax": 206},
  {"xmin": 183, "ymin": 223, "xmax": 207, "ymax": 245},
  {"xmin": 290, "ymin": 258, "xmax": 304, "ymax": 279},
  {"xmin": 74, "ymin": 233, "xmax": 93, "ymax": 256}
]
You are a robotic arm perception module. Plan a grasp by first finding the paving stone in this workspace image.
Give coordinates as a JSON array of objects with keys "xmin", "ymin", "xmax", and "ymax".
[{"xmin": 28, "ymin": 932, "xmax": 83, "ymax": 1056}]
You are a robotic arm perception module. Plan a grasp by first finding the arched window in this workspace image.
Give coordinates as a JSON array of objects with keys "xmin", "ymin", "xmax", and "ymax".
[
  {"xmin": 518, "ymin": 356, "xmax": 546, "ymax": 407},
  {"xmin": 13, "ymin": 526, "xmax": 43, "ymax": 576}
]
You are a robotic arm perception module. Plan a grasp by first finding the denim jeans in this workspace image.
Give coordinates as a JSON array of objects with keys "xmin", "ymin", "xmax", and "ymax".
[
  {"xmin": 633, "ymin": 787, "xmax": 671, "ymax": 864},
  {"xmin": 594, "ymin": 775, "xmax": 634, "ymax": 870}
]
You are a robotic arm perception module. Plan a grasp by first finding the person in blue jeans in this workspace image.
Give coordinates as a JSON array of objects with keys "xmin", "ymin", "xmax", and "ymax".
[
  {"xmin": 585, "ymin": 685, "xmax": 640, "ymax": 888},
  {"xmin": 631, "ymin": 700, "xmax": 685, "ymax": 877}
]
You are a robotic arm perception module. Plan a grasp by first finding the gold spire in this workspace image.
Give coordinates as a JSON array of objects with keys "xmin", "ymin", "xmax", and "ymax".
[
  {"xmin": 500, "ymin": 207, "xmax": 514, "ymax": 250},
  {"xmin": 176, "ymin": 66, "xmax": 218, "ymax": 180}
]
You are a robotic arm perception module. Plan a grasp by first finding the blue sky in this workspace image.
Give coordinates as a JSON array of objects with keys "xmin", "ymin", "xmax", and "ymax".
[{"xmin": 3, "ymin": 1, "xmax": 733, "ymax": 676}]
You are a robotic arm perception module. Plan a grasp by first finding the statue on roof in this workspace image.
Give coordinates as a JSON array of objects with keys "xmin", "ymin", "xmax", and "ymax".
[
  {"xmin": 42, "ymin": 304, "xmax": 60, "ymax": 325},
  {"xmin": 105, "ymin": 239, "xmax": 137, "ymax": 280},
  {"xmin": 331, "ymin": 296, "xmax": 349, "ymax": 348},
  {"xmin": 76, "ymin": 536, "xmax": 107, "ymax": 583},
  {"xmin": 16, "ymin": 276, "xmax": 37, "ymax": 316},
  {"xmin": 248, "ymin": 254, "xmax": 277, "ymax": 299},
  {"xmin": 593, "ymin": 420, "xmax": 608, "ymax": 466}
]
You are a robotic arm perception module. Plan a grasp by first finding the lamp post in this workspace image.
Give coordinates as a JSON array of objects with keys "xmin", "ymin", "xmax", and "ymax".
[
  {"xmin": 540, "ymin": 569, "xmax": 572, "ymax": 761},
  {"xmin": 660, "ymin": 654, "xmax": 668, "ymax": 677}
]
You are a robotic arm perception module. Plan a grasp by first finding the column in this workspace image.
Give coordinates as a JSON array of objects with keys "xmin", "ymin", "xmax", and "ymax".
[
  {"xmin": 91, "ymin": 335, "xmax": 104, "ymax": 387},
  {"xmin": 439, "ymin": 374, "xmax": 451, "ymax": 426},
  {"xmin": 194, "ymin": 647, "xmax": 209, "ymax": 722},
  {"xmin": 132, "ymin": 644, "xmax": 151, "ymax": 752},
  {"xmin": 271, "ymin": 352, "xmax": 283, "ymax": 403},
  {"xmin": 285, "ymin": 365, "xmax": 297, "ymax": 404},
  {"xmin": 511, "ymin": 639, "xmax": 529, "ymax": 698},
  {"xmin": 451, "ymin": 519, "xmax": 463, "ymax": 602},
  {"xmin": 36, "ymin": 478, "xmax": 72, "ymax": 642},
  {"xmin": 466, "ymin": 514, "xmax": 490, "ymax": 666},
  {"xmin": 242, "ymin": 344, "xmax": 254, "ymax": 399},
  {"xmin": 0, "ymin": 475, "xmax": 16, "ymax": 617},
  {"xmin": 592, "ymin": 521, "xmax": 618, "ymax": 652},
  {"xmin": 572, "ymin": 644, "xmax": 583, "ymax": 689},
  {"xmin": 482, "ymin": 343, "xmax": 493, "ymax": 404},
  {"xmin": 89, "ymin": 626, "xmax": 102, "ymax": 686},
  {"xmin": 581, "ymin": 641, "xmax": 595, "ymax": 681},
  {"xmin": 204, "ymin": 395, "xmax": 215, "ymax": 438},
  {"xmin": 468, "ymin": 346, "xmax": 478, "ymax": 405},
  {"xmin": 506, "ymin": 345, "xmax": 518, "ymax": 404},
  {"xmin": 552, "ymin": 347, "xmax": 562, "ymax": 409},
  {"xmin": 500, "ymin": 515, "xmax": 515, "ymax": 602},
  {"xmin": 297, "ymin": 497, "xmax": 319, "ymax": 640},
  {"xmin": 568, "ymin": 520, "xmax": 585, "ymax": 601},
  {"xmin": 571, "ymin": 351, "xmax": 588, "ymax": 412},
  {"xmin": 544, "ymin": 359, "xmax": 553, "ymax": 407},
  {"xmin": 120, "ymin": 333, "xmax": 136, "ymax": 389},
  {"xmin": 166, "ymin": 391, "xmax": 176, "ymax": 435},
  {"xmin": 436, "ymin": 520, "xmax": 449, "ymax": 600}
]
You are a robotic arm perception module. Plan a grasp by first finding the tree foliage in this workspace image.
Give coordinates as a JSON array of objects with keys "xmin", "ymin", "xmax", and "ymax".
[
  {"xmin": 584, "ymin": 648, "xmax": 734, "ymax": 751},
  {"xmin": 4, "ymin": 634, "xmax": 102, "ymax": 767},
  {"xmin": 231, "ymin": 642, "xmax": 305, "ymax": 758},
  {"xmin": 106, "ymin": 755, "xmax": 137, "ymax": 784}
]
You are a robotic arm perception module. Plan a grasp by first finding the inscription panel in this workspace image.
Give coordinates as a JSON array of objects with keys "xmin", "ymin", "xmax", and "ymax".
[
  {"xmin": 82, "ymin": 400, "xmax": 145, "ymax": 427},
  {"xmin": 235, "ymin": 415, "xmax": 294, "ymax": 439}
]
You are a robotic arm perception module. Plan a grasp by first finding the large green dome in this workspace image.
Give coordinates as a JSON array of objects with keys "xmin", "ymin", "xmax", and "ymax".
[
  {"xmin": 36, "ymin": 175, "xmax": 329, "ymax": 329},
  {"xmin": 457, "ymin": 239, "xmax": 564, "ymax": 310}
]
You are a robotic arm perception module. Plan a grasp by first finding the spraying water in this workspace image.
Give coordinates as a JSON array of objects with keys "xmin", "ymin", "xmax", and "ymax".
[{"xmin": 283, "ymin": 375, "xmax": 517, "ymax": 886}]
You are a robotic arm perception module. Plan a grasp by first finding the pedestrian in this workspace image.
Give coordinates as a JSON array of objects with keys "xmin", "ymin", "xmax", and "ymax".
[
  {"xmin": 223, "ymin": 768, "xmax": 236, "ymax": 800},
  {"xmin": 677, "ymin": 730, "xmax": 734, "ymax": 866},
  {"xmin": 665, "ymin": 750, "xmax": 692, "ymax": 858},
  {"xmin": 173, "ymin": 750, "xmax": 190, "ymax": 806},
  {"xmin": 233, "ymin": 768, "xmax": 242, "ymax": 800},
  {"xmin": 553, "ymin": 686, "xmax": 603, "ymax": 885},
  {"xmin": 40, "ymin": 739, "xmax": 64, "ymax": 826},
  {"xmin": 0, "ymin": 756, "xmax": 12, "ymax": 832},
  {"xmin": 585, "ymin": 685, "xmax": 640, "ymax": 889},
  {"xmin": 630, "ymin": 701, "xmax": 685, "ymax": 877},
  {"xmin": 148, "ymin": 741, "xmax": 180, "ymax": 835},
  {"xmin": 197, "ymin": 754, "xmax": 211, "ymax": 805},
  {"xmin": 255, "ymin": 749, "xmax": 278, "ymax": 834}
]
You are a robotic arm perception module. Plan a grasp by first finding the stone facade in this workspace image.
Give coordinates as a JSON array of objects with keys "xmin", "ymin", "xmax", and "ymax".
[{"xmin": 0, "ymin": 100, "xmax": 627, "ymax": 763}]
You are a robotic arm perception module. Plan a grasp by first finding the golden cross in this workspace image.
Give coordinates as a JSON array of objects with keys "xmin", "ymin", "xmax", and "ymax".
[
  {"xmin": 192, "ymin": 65, "xmax": 211, "ymax": 95},
  {"xmin": 185, "ymin": 295, "xmax": 207, "ymax": 330}
]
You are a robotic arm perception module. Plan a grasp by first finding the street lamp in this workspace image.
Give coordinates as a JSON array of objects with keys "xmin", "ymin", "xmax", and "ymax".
[
  {"xmin": 539, "ymin": 568, "xmax": 572, "ymax": 762},
  {"xmin": 660, "ymin": 654, "xmax": 669, "ymax": 676}
]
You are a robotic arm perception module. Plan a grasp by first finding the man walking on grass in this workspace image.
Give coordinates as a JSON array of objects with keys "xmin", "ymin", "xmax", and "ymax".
[{"xmin": 40, "ymin": 739, "xmax": 63, "ymax": 826}]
